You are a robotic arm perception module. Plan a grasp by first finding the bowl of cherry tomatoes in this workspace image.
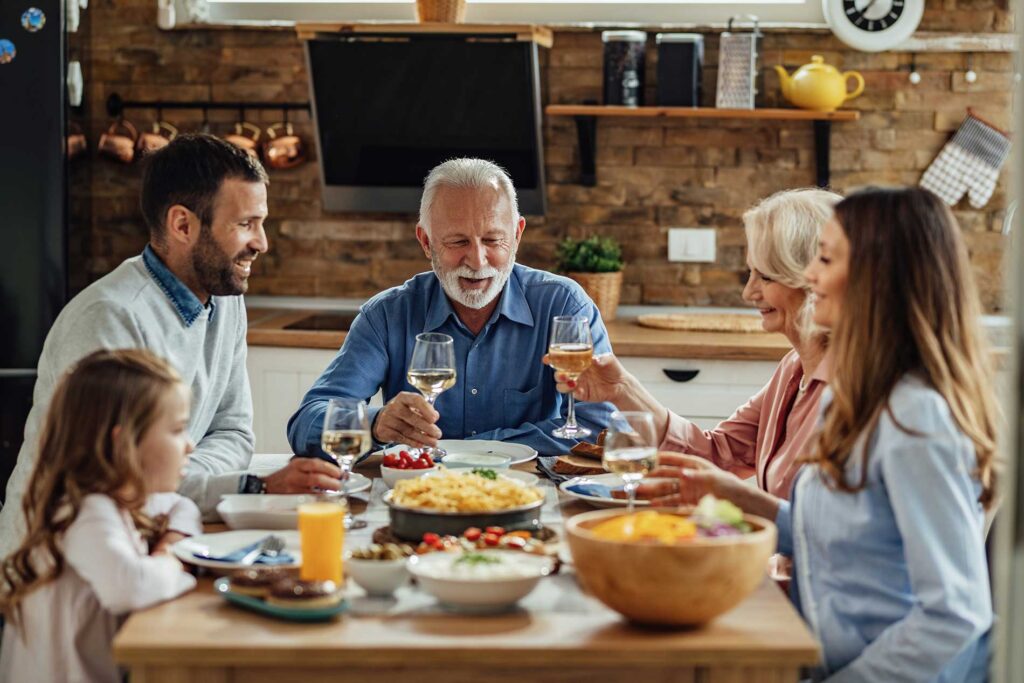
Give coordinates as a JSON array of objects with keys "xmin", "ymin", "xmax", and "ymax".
[{"xmin": 380, "ymin": 449, "xmax": 438, "ymax": 488}]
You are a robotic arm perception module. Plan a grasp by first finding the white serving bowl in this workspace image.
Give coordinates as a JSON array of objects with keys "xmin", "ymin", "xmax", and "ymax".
[
  {"xmin": 345, "ymin": 555, "xmax": 410, "ymax": 596},
  {"xmin": 407, "ymin": 550, "xmax": 554, "ymax": 613},
  {"xmin": 380, "ymin": 463, "xmax": 438, "ymax": 489},
  {"xmin": 216, "ymin": 494, "xmax": 315, "ymax": 530}
]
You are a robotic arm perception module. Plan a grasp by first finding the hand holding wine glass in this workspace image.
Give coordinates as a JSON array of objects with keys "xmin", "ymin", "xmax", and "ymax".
[
  {"xmin": 548, "ymin": 315, "xmax": 594, "ymax": 439},
  {"xmin": 407, "ymin": 332, "xmax": 456, "ymax": 457},
  {"xmin": 603, "ymin": 411, "xmax": 658, "ymax": 512},
  {"xmin": 321, "ymin": 397, "xmax": 371, "ymax": 530}
]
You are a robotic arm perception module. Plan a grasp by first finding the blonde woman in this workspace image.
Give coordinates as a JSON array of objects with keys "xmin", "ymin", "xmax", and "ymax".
[
  {"xmin": 675, "ymin": 187, "xmax": 996, "ymax": 680},
  {"xmin": 549, "ymin": 188, "xmax": 840, "ymax": 501}
]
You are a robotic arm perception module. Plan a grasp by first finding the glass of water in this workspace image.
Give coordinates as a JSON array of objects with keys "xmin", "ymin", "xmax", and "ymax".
[
  {"xmin": 602, "ymin": 410, "xmax": 658, "ymax": 512},
  {"xmin": 321, "ymin": 397, "xmax": 371, "ymax": 530}
]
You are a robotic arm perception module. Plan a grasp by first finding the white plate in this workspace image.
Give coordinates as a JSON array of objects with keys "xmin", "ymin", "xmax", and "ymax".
[
  {"xmin": 371, "ymin": 441, "xmax": 538, "ymax": 467},
  {"xmin": 437, "ymin": 440, "xmax": 537, "ymax": 466},
  {"xmin": 172, "ymin": 529, "xmax": 302, "ymax": 570},
  {"xmin": 558, "ymin": 473, "xmax": 652, "ymax": 509},
  {"xmin": 499, "ymin": 470, "xmax": 540, "ymax": 487}
]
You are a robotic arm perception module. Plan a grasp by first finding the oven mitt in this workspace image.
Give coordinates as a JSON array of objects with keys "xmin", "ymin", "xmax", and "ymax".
[{"xmin": 920, "ymin": 113, "xmax": 1010, "ymax": 209}]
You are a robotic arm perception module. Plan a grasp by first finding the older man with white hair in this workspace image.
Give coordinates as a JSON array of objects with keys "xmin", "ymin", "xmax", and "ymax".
[{"xmin": 287, "ymin": 158, "xmax": 614, "ymax": 457}]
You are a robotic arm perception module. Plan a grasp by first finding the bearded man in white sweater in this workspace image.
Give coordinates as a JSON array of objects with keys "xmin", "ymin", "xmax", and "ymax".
[{"xmin": 0, "ymin": 135, "xmax": 341, "ymax": 557}]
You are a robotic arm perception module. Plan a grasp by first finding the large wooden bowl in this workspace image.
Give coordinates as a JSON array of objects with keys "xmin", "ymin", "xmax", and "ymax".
[{"xmin": 565, "ymin": 507, "xmax": 776, "ymax": 626}]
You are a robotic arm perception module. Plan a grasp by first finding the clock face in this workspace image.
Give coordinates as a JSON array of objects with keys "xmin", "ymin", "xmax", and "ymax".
[
  {"xmin": 842, "ymin": 0, "xmax": 904, "ymax": 32},
  {"xmin": 824, "ymin": 0, "xmax": 924, "ymax": 52}
]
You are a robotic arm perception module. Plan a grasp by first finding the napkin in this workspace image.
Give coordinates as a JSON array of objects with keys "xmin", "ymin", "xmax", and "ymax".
[
  {"xmin": 565, "ymin": 482, "xmax": 623, "ymax": 499},
  {"xmin": 193, "ymin": 536, "xmax": 295, "ymax": 565},
  {"xmin": 536, "ymin": 456, "xmax": 572, "ymax": 484}
]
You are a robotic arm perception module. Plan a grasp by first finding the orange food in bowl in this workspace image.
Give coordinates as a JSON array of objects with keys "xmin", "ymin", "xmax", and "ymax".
[{"xmin": 590, "ymin": 511, "xmax": 697, "ymax": 544}]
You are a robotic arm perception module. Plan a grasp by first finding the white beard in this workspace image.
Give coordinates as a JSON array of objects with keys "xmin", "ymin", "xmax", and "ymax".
[{"xmin": 432, "ymin": 252, "xmax": 516, "ymax": 310}]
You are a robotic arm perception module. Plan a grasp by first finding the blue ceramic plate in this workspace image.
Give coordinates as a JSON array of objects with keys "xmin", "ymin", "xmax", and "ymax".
[{"xmin": 214, "ymin": 577, "xmax": 347, "ymax": 622}]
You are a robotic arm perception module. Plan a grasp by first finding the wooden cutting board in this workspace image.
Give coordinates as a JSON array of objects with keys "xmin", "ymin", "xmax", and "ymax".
[{"xmin": 637, "ymin": 312, "xmax": 764, "ymax": 333}]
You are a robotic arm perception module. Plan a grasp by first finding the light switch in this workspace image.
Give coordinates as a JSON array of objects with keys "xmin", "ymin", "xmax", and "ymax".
[{"xmin": 668, "ymin": 228, "xmax": 716, "ymax": 263}]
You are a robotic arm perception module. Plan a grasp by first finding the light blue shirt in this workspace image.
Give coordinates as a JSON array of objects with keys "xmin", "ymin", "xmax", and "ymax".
[
  {"xmin": 287, "ymin": 264, "xmax": 615, "ymax": 457},
  {"xmin": 776, "ymin": 375, "xmax": 992, "ymax": 682}
]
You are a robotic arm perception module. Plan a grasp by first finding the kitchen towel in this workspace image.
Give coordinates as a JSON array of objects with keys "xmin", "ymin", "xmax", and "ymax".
[{"xmin": 920, "ymin": 112, "xmax": 1011, "ymax": 209}]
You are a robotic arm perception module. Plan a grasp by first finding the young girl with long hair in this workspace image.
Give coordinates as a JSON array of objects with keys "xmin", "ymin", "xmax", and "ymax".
[
  {"xmin": 1, "ymin": 349, "xmax": 201, "ymax": 683},
  {"xmin": 667, "ymin": 186, "xmax": 996, "ymax": 681}
]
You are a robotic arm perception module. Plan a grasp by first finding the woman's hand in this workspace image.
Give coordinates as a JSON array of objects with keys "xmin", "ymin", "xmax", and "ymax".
[
  {"xmin": 635, "ymin": 453, "xmax": 781, "ymax": 519},
  {"xmin": 542, "ymin": 353, "xmax": 632, "ymax": 404}
]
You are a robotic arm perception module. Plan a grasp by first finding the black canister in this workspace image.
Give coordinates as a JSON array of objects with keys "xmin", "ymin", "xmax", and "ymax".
[
  {"xmin": 602, "ymin": 30, "xmax": 647, "ymax": 107},
  {"xmin": 656, "ymin": 33, "xmax": 704, "ymax": 107}
]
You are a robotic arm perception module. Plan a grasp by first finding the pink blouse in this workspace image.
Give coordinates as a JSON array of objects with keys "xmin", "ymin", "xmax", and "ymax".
[{"xmin": 660, "ymin": 349, "xmax": 829, "ymax": 500}]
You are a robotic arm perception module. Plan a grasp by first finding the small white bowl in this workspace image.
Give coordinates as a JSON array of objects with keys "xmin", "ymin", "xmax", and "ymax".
[
  {"xmin": 380, "ymin": 463, "xmax": 439, "ymax": 489},
  {"xmin": 407, "ymin": 550, "xmax": 554, "ymax": 613},
  {"xmin": 345, "ymin": 555, "xmax": 410, "ymax": 596}
]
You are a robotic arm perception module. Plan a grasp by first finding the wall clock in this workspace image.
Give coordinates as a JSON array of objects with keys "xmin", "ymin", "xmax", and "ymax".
[{"xmin": 823, "ymin": 0, "xmax": 925, "ymax": 52}]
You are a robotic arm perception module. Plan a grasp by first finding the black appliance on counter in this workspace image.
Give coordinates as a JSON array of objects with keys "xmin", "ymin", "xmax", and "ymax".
[
  {"xmin": 305, "ymin": 34, "xmax": 546, "ymax": 215},
  {"xmin": 0, "ymin": 0, "xmax": 69, "ymax": 501}
]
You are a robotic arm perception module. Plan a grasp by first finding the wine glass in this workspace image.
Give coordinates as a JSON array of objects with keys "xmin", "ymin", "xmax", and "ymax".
[
  {"xmin": 321, "ymin": 397, "xmax": 371, "ymax": 530},
  {"xmin": 406, "ymin": 332, "xmax": 456, "ymax": 458},
  {"xmin": 603, "ymin": 411, "xmax": 658, "ymax": 512},
  {"xmin": 548, "ymin": 315, "xmax": 593, "ymax": 439}
]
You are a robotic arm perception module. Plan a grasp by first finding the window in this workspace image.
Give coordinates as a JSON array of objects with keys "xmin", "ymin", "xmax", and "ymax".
[{"xmin": 203, "ymin": 0, "xmax": 826, "ymax": 26}]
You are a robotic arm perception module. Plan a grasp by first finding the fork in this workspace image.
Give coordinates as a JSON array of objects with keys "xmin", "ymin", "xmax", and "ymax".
[{"xmin": 238, "ymin": 535, "xmax": 285, "ymax": 566}]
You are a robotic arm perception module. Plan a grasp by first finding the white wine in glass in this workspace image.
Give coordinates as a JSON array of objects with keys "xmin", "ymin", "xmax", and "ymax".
[
  {"xmin": 321, "ymin": 397, "xmax": 371, "ymax": 530},
  {"xmin": 549, "ymin": 316, "xmax": 593, "ymax": 439},
  {"xmin": 407, "ymin": 332, "xmax": 456, "ymax": 458},
  {"xmin": 603, "ymin": 411, "xmax": 658, "ymax": 512}
]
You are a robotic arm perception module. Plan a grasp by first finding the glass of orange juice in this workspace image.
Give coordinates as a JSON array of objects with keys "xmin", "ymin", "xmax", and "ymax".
[{"xmin": 298, "ymin": 498, "xmax": 345, "ymax": 584}]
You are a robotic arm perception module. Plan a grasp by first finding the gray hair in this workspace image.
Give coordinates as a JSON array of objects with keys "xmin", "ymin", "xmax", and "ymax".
[
  {"xmin": 418, "ymin": 158, "xmax": 520, "ymax": 234},
  {"xmin": 744, "ymin": 187, "xmax": 843, "ymax": 343}
]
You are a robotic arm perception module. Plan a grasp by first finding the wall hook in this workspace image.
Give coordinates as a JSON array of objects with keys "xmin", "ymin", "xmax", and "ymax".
[
  {"xmin": 965, "ymin": 54, "xmax": 977, "ymax": 84},
  {"xmin": 908, "ymin": 54, "xmax": 920, "ymax": 85}
]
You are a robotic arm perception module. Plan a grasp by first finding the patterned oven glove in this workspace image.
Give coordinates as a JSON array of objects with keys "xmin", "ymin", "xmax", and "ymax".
[{"xmin": 920, "ymin": 113, "xmax": 1011, "ymax": 209}]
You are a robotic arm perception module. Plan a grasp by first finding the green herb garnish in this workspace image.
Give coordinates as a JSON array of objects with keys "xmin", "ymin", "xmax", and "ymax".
[
  {"xmin": 471, "ymin": 468, "xmax": 498, "ymax": 480},
  {"xmin": 455, "ymin": 552, "xmax": 502, "ymax": 566}
]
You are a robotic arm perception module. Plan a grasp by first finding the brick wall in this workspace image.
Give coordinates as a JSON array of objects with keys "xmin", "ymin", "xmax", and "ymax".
[{"xmin": 73, "ymin": 1, "xmax": 1015, "ymax": 311}]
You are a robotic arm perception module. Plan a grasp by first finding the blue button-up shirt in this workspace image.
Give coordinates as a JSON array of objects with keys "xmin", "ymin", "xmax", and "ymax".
[
  {"xmin": 287, "ymin": 264, "xmax": 615, "ymax": 457},
  {"xmin": 142, "ymin": 245, "xmax": 215, "ymax": 326},
  {"xmin": 776, "ymin": 376, "xmax": 992, "ymax": 682}
]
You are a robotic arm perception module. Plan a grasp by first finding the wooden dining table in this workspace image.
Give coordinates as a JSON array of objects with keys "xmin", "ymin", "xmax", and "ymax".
[{"xmin": 114, "ymin": 455, "xmax": 820, "ymax": 683}]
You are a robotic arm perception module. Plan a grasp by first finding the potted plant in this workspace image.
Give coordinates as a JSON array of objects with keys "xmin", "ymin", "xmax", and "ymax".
[{"xmin": 556, "ymin": 236, "xmax": 625, "ymax": 321}]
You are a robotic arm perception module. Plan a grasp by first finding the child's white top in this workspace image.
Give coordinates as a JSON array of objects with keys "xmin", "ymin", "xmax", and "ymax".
[{"xmin": 0, "ymin": 492, "xmax": 201, "ymax": 683}]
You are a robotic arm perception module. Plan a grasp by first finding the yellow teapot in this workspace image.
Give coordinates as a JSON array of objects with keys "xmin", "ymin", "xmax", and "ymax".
[{"xmin": 774, "ymin": 56, "xmax": 864, "ymax": 112}]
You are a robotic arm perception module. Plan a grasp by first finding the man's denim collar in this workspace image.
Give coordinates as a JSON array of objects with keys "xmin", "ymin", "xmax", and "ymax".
[
  {"xmin": 142, "ymin": 245, "xmax": 214, "ymax": 327},
  {"xmin": 424, "ymin": 266, "xmax": 534, "ymax": 334}
]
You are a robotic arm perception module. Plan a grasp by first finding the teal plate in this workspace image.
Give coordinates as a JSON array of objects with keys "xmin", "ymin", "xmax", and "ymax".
[{"xmin": 214, "ymin": 577, "xmax": 347, "ymax": 622}]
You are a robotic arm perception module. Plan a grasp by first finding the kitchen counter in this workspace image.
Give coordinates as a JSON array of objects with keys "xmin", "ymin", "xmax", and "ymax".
[{"xmin": 246, "ymin": 303, "xmax": 794, "ymax": 362}]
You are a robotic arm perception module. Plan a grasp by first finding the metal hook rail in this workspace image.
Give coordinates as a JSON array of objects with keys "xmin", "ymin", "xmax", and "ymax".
[{"xmin": 106, "ymin": 93, "xmax": 311, "ymax": 119}]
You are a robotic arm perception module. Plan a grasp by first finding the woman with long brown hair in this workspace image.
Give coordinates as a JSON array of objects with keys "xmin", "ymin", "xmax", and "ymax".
[
  {"xmin": 653, "ymin": 187, "xmax": 996, "ymax": 681},
  {"xmin": 1, "ymin": 349, "xmax": 201, "ymax": 683}
]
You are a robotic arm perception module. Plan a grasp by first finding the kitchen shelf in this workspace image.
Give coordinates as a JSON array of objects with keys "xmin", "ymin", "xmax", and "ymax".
[
  {"xmin": 545, "ymin": 104, "xmax": 861, "ymax": 187},
  {"xmin": 295, "ymin": 22, "xmax": 553, "ymax": 47}
]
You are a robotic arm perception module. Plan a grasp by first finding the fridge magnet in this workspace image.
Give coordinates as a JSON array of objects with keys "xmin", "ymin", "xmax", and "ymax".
[
  {"xmin": 21, "ymin": 8, "xmax": 46, "ymax": 32},
  {"xmin": 0, "ymin": 39, "xmax": 15, "ymax": 65}
]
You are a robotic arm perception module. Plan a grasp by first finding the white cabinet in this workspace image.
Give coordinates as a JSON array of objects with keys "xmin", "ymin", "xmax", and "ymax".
[
  {"xmin": 617, "ymin": 357, "xmax": 777, "ymax": 429},
  {"xmin": 247, "ymin": 346, "xmax": 386, "ymax": 453},
  {"xmin": 247, "ymin": 346, "xmax": 778, "ymax": 451}
]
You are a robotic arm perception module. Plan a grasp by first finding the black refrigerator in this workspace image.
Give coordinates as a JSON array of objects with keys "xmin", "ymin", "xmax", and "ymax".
[{"xmin": 0, "ymin": 0, "xmax": 68, "ymax": 502}]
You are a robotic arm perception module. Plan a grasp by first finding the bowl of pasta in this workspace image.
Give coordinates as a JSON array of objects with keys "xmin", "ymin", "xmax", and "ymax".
[{"xmin": 383, "ymin": 470, "xmax": 546, "ymax": 541}]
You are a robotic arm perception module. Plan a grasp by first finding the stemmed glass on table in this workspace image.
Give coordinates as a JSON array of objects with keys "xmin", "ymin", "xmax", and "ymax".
[
  {"xmin": 603, "ymin": 411, "xmax": 658, "ymax": 512},
  {"xmin": 548, "ymin": 315, "xmax": 594, "ymax": 439},
  {"xmin": 321, "ymin": 397, "xmax": 371, "ymax": 530},
  {"xmin": 406, "ymin": 332, "xmax": 457, "ymax": 459}
]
